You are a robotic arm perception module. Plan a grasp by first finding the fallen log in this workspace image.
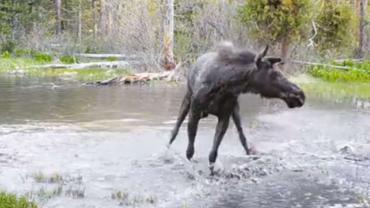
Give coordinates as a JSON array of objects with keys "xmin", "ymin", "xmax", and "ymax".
[
  {"xmin": 292, "ymin": 60, "xmax": 370, "ymax": 74},
  {"xmin": 89, "ymin": 62, "xmax": 182, "ymax": 86},
  {"xmin": 334, "ymin": 58, "xmax": 364, "ymax": 64},
  {"xmin": 94, "ymin": 71, "xmax": 174, "ymax": 85},
  {"xmin": 74, "ymin": 53, "xmax": 138, "ymax": 60},
  {"xmin": 32, "ymin": 61, "xmax": 130, "ymax": 70},
  {"xmin": 291, "ymin": 60, "xmax": 352, "ymax": 70}
]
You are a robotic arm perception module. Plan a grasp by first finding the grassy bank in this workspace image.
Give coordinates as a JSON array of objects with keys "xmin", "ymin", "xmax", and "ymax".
[
  {"xmin": 0, "ymin": 192, "xmax": 37, "ymax": 208},
  {"xmin": 291, "ymin": 74, "xmax": 370, "ymax": 101},
  {"xmin": 0, "ymin": 56, "xmax": 132, "ymax": 82},
  {"xmin": 308, "ymin": 61, "xmax": 370, "ymax": 82}
]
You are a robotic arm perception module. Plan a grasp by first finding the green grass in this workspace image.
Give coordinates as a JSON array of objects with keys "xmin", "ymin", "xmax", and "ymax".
[
  {"xmin": 105, "ymin": 57, "xmax": 118, "ymax": 61},
  {"xmin": 32, "ymin": 172, "xmax": 63, "ymax": 183},
  {"xmin": 291, "ymin": 74, "xmax": 370, "ymax": 100},
  {"xmin": 31, "ymin": 52, "xmax": 53, "ymax": 63},
  {"xmin": 0, "ymin": 57, "xmax": 42, "ymax": 71},
  {"xmin": 0, "ymin": 57, "xmax": 132, "ymax": 82},
  {"xmin": 111, "ymin": 190, "xmax": 157, "ymax": 206},
  {"xmin": 0, "ymin": 192, "xmax": 37, "ymax": 208},
  {"xmin": 308, "ymin": 61, "xmax": 370, "ymax": 82},
  {"xmin": 14, "ymin": 49, "xmax": 33, "ymax": 57}
]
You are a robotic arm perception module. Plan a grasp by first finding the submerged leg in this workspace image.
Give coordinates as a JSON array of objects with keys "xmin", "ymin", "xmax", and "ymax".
[
  {"xmin": 232, "ymin": 102, "xmax": 250, "ymax": 155},
  {"xmin": 168, "ymin": 91, "xmax": 191, "ymax": 147},
  {"xmin": 209, "ymin": 115, "xmax": 230, "ymax": 174},
  {"xmin": 186, "ymin": 112, "xmax": 200, "ymax": 160}
]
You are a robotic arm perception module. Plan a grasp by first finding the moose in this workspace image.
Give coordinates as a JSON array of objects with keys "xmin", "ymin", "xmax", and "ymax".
[{"xmin": 168, "ymin": 42, "xmax": 305, "ymax": 174}]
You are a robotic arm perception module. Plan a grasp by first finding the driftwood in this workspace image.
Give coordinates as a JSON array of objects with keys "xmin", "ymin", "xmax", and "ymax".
[
  {"xmin": 334, "ymin": 58, "xmax": 364, "ymax": 64},
  {"xmin": 94, "ymin": 71, "xmax": 174, "ymax": 85},
  {"xmin": 74, "ymin": 53, "xmax": 138, "ymax": 60},
  {"xmin": 93, "ymin": 62, "xmax": 182, "ymax": 86},
  {"xmin": 32, "ymin": 61, "xmax": 130, "ymax": 70}
]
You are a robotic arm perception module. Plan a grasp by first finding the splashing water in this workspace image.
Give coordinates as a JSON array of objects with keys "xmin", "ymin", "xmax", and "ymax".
[{"xmin": 0, "ymin": 76, "xmax": 369, "ymax": 208}]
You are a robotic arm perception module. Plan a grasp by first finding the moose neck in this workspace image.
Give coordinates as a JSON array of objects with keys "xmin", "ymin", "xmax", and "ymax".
[
  {"xmin": 218, "ymin": 62, "xmax": 257, "ymax": 95},
  {"xmin": 213, "ymin": 44, "xmax": 270, "ymax": 96},
  {"xmin": 215, "ymin": 48, "xmax": 261, "ymax": 95}
]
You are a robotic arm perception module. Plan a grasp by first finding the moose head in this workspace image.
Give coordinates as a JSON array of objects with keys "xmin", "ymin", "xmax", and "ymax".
[{"xmin": 250, "ymin": 46, "xmax": 305, "ymax": 108}]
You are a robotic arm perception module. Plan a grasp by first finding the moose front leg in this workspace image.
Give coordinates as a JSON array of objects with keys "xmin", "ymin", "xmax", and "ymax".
[
  {"xmin": 232, "ymin": 103, "xmax": 250, "ymax": 155},
  {"xmin": 209, "ymin": 115, "xmax": 230, "ymax": 175}
]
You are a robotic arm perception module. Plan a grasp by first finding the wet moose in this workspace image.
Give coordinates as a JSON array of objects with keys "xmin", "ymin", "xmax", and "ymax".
[{"xmin": 168, "ymin": 42, "xmax": 305, "ymax": 174}]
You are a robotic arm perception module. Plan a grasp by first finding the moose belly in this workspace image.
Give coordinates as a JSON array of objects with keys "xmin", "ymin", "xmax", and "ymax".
[{"xmin": 204, "ymin": 94, "xmax": 237, "ymax": 117}]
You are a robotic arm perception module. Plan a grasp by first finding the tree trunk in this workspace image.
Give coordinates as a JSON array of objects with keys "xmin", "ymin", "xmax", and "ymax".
[
  {"xmin": 281, "ymin": 37, "xmax": 290, "ymax": 64},
  {"xmin": 107, "ymin": 7, "xmax": 113, "ymax": 36},
  {"xmin": 356, "ymin": 0, "xmax": 367, "ymax": 58},
  {"xmin": 162, "ymin": 0, "xmax": 176, "ymax": 71},
  {"xmin": 99, "ymin": 0, "xmax": 108, "ymax": 36},
  {"xmin": 92, "ymin": 0, "xmax": 98, "ymax": 40},
  {"xmin": 55, "ymin": 0, "xmax": 62, "ymax": 35},
  {"xmin": 10, "ymin": 0, "xmax": 15, "ymax": 41},
  {"xmin": 77, "ymin": 0, "xmax": 82, "ymax": 44}
]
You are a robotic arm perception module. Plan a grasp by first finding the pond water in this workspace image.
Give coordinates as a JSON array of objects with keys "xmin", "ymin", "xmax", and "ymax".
[{"xmin": 0, "ymin": 76, "xmax": 369, "ymax": 208}]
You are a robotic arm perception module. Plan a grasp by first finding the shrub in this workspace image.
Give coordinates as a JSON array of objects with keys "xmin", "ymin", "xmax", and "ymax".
[
  {"xmin": 31, "ymin": 52, "xmax": 53, "ymax": 63},
  {"xmin": 174, "ymin": 32, "xmax": 192, "ymax": 62},
  {"xmin": 60, "ymin": 55, "xmax": 78, "ymax": 64},
  {"xmin": 309, "ymin": 62, "xmax": 370, "ymax": 82},
  {"xmin": 14, "ymin": 49, "xmax": 32, "ymax": 57},
  {"xmin": 238, "ymin": 0, "xmax": 312, "ymax": 44},
  {"xmin": 315, "ymin": 2, "xmax": 355, "ymax": 52},
  {"xmin": 0, "ymin": 192, "xmax": 37, "ymax": 208},
  {"xmin": 0, "ymin": 40, "xmax": 16, "ymax": 53},
  {"xmin": 1, "ymin": 51, "xmax": 11, "ymax": 59}
]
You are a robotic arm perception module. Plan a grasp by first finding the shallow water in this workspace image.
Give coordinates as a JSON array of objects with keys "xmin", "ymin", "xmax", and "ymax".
[{"xmin": 0, "ymin": 76, "xmax": 369, "ymax": 208}]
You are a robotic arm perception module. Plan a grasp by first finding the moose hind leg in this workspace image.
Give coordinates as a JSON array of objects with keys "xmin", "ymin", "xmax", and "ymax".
[
  {"xmin": 232, "ymin": 103, "xmax": 250, "ymax": 155},
  {"xmin": 186, "ymin": 112, "xmax": 200, "ymax": 160},
  {"xmin": 168, "ymin": 91, "xmax": 191, "ymax": 147},
  {"xmin": 209, "ymin": 115, "xmax": 230, "ymax": 174}
]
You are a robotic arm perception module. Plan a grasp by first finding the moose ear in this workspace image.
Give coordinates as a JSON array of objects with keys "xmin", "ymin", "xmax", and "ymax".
[
  {"xmin": 255, "ymin": 45, "xmax": 269, "ymax": 66},
  {"xmin": 266, "ymin": 57, "xmax": 282, "ymax": 65}
]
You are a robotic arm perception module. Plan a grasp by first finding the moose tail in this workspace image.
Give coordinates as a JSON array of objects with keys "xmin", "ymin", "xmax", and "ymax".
[{"xmin": 168, "ymin": 91, "xmax": 191, "ymax": 147}]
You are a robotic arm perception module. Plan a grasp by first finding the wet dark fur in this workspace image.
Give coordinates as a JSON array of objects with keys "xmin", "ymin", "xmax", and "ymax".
[{"xmin": 168, "ymin": 42, "xmax": 305, "ymax": 174}]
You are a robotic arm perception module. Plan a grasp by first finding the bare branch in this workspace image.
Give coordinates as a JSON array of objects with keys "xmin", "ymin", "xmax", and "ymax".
[{"xmin": 307, "ymin": 21, "xmax": 318, "ymax": 48}]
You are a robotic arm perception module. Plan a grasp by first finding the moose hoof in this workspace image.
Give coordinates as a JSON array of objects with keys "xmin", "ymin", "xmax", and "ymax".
[
  {"xmin": 186, "ymin": 148, "xmax": 194, "ymax": 161},
  {"xmin": 209, "ymin": 163, "xmax": 215, "ymax": 176},
  {"xmin": 246, "ymin": 143, "xmax": 257, "ymax": 155}
]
